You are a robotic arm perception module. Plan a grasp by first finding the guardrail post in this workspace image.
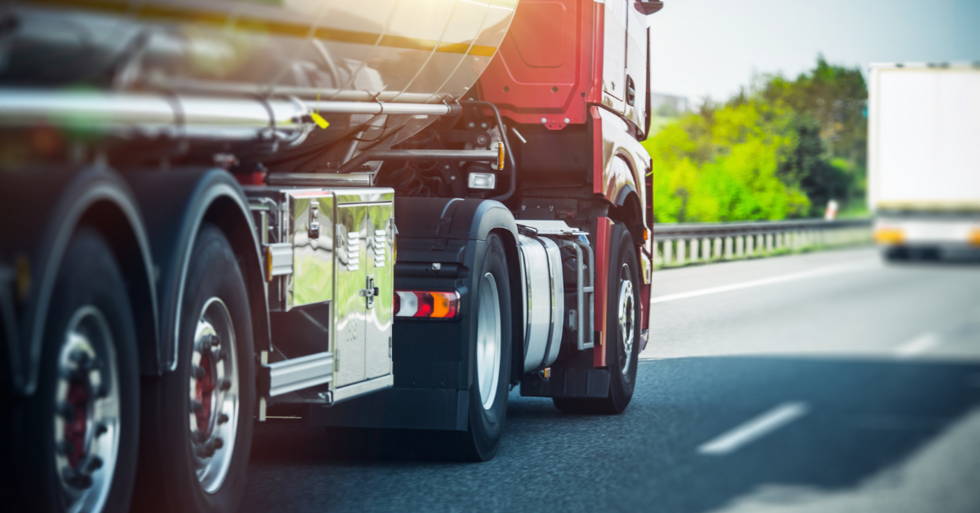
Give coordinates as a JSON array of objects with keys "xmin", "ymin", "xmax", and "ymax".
[
  {"xmin": 677, "ymin": 237, "xmax": 686, "ymax": 264},
  {"xmin": 746, "ymin": 235, "xmax": 754, "ymax": 256},
  {"xmin": 702, "ymin": 238, "xmax": 710, "ymax": 261},
  {"xmin": 664, "ymin": 239, "xmax": 673, "ymax": 265},
  {"xmin": 736, "ymin": 236, "xmax": 744, "ymax": 257},
  {"xmin": 712, "ymin": 238, "xmax": 721, "ymax": 259}
]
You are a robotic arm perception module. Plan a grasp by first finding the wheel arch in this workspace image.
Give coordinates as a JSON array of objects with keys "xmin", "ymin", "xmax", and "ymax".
[
  {"xmin": 11, "ymin": 167, "xmax": 159, "ymax": 396},
  {"xmin": 127, "ymin": 168, "xmax": 269, "ymax": 375},
  {"xmin": 612, "ymin": 186, "xmax": 645, "ymax": 246}
]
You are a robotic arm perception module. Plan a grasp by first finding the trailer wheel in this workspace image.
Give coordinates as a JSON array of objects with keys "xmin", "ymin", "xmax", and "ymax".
[
  {"xmin": 883, "ymin": 247, "xmax": 910, "ymax": 262},
  {"xmin": 447, "ymin": 233, "xmax": 513, "ymax": 461},
  {"xmin": 133, "ymin": 224, "xmax": 254, "ymax": 513},
  {"xmin": 13, "ymin": 228, "xmax": 140, "ymax": 513},
  {"xmin": 554, "ymin": 222, "xmax": 640, "ymax": 414}
]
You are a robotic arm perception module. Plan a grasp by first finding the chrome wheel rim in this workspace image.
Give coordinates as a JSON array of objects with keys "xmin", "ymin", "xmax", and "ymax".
[
  {"xmin": 188, "ymin": 297, "xmax": 239, "ymax": 494},
  {"xmin": 53, "ymin": 306, "xmax": 120, "ymax": 513},
  {"xmin": 476, "ymin": 272, "xmax": 501, "ymax": 410},
  {"xmin": 617, "ymin": 264, "xmax": 635, "ymax": 376}
]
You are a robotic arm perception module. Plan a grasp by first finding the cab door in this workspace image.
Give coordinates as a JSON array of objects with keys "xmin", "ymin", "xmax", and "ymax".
[
  {"xmin": 625, "ymin": 1, "xmax": 649, "ymax": 133},
  {"xmin": 602, "ymin": 0, "xmax": 628, "ymax": 114}
]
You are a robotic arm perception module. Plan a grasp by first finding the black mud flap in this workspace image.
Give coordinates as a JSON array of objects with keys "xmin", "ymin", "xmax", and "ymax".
[{"xmin": 519, "ymin": 367, "xmax": 611, "ymax": 398}]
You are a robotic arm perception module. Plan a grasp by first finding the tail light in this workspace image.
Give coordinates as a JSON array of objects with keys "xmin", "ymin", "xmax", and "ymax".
[
  {"xmin": 874, "ymin": 227, "xmax": 905, "ymax": 245},
  {"xmin": 969, "ymin": 228, "xmax": 980, "ymax": 247},
  {"xmin": 394, "ymin": 291, "xmax": 460, "ymax": 319}
]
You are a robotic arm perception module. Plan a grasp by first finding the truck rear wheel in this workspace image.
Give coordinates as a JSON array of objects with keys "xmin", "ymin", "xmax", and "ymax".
[
  {"xmin": 554, "ymin": 222, "xmax": 640, "ymax": 414},
  {"xmin": 13, "ymin": 228, "xmax": 140, "ymax": 513},
  {"xmin": 446, "ymin": 232, "xmax": 512, "ymax": 461},
  {"xmin": 133, "ymin": 224, "xmax": 255, "ymax": 513}
]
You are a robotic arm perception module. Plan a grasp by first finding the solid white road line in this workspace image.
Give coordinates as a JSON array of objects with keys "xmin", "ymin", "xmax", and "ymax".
[
  {"xmin": 650, "ymin": 263, "xmax": 867, "ymax": 305},
  {"xmin": 895, "ymin": 333, "xmax": 941, "ymax": 358},
  {"xmin": 697, "ymin": 402, "xmax": 809, "ymax": 455}
]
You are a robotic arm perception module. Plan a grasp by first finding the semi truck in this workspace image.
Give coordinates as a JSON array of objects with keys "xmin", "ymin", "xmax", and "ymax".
[
  {"xmin": 868, "ymin": 63, "xmax": 980, "ymax": 260},
  {"xmin": 0, "ymin": 0, "xmax": 659, "ymax": 511}
]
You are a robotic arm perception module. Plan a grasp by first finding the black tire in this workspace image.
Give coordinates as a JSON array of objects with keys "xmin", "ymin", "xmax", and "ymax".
[
  {"xmin": 554, "ymin": 222, "xmax": 640, "ymax": 414},
  {"xmin": 133, "ymin": 224, "xmax": 255, "ymax": 513},
  {"xmin": 11, "ymin": 228, "xmax": 140, "ymax": 513},
  {"xmin": 445, "ymin": 232, "xmax": 513, "ymax": 461},
  {"xmin": 883, "ymin": 247, "xmax": 909, "ymax": 262}
]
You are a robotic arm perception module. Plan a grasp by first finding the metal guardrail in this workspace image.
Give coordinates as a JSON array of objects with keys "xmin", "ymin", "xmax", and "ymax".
[{"xmin": 653, "ymin": 218, "xmax": 873, "ymax": 267}]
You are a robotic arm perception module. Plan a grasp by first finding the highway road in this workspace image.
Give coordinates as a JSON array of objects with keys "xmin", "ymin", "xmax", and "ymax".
[{"xmin": 241, "ymin": 247, "xmax": 980, "ymax": 513}]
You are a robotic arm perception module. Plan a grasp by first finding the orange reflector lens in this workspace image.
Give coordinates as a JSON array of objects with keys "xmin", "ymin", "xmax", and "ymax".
[
  {"xmin": 497, "ymin": 143, "xmax": 505, "ymax": 171},
  {"xmin": 394, "ymin": 291, "xmax": 460, "ymax": 319},
  {"xmin": 874, "ymin": 227, "xmax": 905, "ymax": 245},
  {"xmin": 969, "ymin": 229, "xmax": 980, "ymax": 247},
  {"xmin": 643, "ymin": 228, "xmax": 650, "ymax": 241},
  {"xmin": 265, "ymin": 246, "xmax": 274, "ymax": 282}
]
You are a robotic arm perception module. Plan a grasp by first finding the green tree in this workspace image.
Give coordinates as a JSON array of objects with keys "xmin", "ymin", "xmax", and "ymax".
[{"xmin": 644, "ymin": 56, "xmax": 868, "ymax": 222}]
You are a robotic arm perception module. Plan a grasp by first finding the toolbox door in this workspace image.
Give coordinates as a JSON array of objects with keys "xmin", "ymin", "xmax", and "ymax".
[
  {"xmin": 334, "ymin": 204, "xmax": 368, "ymax": 387},
  {"xmin": 365, "ymin": 203, "xmax": 394, "ymax": 380}
]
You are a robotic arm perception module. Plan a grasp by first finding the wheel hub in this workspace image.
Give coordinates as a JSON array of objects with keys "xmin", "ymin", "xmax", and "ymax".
[
  {"xmin": 53, "ymin": 307, "xmax": 120, "ymax": 513},
  {"xmin": 617, "ymin": 264, "xmax": 635, "ymax": 376},
  {"xmin": 476, "ymin": 272, "xmax": 501, "ymax": 410},
  {"xmin": 188, "ymin": 297, "xmax": 239, "ymax": 494}
]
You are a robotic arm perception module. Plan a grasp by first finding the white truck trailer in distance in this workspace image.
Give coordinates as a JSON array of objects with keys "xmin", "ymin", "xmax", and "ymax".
[{"xmin": 868, "ymin": 63, "xmax": 980, "ymax": 260}]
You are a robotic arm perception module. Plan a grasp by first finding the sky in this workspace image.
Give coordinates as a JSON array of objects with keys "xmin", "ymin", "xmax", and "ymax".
[{"xmin": 647, "ymin": 0, "xmax": 980, "ymax": 105}]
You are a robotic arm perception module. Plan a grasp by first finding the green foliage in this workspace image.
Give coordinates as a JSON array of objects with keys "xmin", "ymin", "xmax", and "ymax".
[{"xmin": 645, "ymin": 56, "xmax": 868, "ymax": 222}]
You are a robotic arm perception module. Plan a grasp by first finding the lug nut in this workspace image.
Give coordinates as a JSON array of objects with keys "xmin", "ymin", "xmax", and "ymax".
[
  {"xmin": 217, "ymin": 413, "xmax": 229, "ymax": 424},
  {"xmin": 95, "ymin": 423, "xmax": 108, "ymax": 437},
  {"xmin": 69, "ymin": 350, "xmax": 90, "ymax": 366},
  {"xmin": 212, "ymin": 437, "xmax": 224, "ymax": 450},
  {"xmin": 219, "ymin": 379, "xmax": 232, "ymax": 391},
  {"xmin": 193, "ymin": 365, "xmax": 206, "ymax": 379},
  {"xmin": 210, "ymin": 334, "xmax": 221, "ymax": 348},
  {"xmin": 82, "ymin": 455, "xmax": 103, "ymax": 473},
  {"xmin": 192, "ymin": 430, "xmax": 208, "ymax": 444},
  {"xmin": 191, "ymin": 400, "xmax": 203, "ymax": 413},
  {"xmin": 197, "ymin": 444, "xmax": 216, "ymax": 458},
  {"xmin": 63, "ymin": 468, "xmax": 93, "ymax": 489}
]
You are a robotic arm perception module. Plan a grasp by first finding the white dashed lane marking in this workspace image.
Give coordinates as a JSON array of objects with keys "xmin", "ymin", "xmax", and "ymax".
[
  {"xmin": 895, "ymin": 333, "xmax": 941, "ymax": 358},
  {"xmin": 650, "ymin": 263, "xmax": 868, "ymax": 304},
  {"xmin": 697, "ymin": 402, "xmax": 809, "ymax": 455}
]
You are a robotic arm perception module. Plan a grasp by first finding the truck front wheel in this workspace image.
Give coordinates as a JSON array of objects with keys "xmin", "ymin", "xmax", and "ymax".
[
  {"xmin": 133, "ymin": 224, "xmax": 255, "ymax": 513},
  {"xmin": 554, "ymin": 222, "xmax": 640, "ymax": 414}
]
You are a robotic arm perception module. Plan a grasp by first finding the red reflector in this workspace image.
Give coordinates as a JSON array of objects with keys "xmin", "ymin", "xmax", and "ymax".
[{"xmin": 414, "ymin": 293, "xmax": 434, "ymax": 318}]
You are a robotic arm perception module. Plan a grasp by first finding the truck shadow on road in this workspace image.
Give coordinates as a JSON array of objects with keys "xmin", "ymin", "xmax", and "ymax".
[{"xmin": 244, "ymin": 356, "xmax": 980, "ymax": 513}]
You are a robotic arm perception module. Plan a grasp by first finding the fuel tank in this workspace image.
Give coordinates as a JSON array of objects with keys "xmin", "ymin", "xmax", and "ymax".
[{"xmin": 3, "ymin": 0, "xmax": 518, "ymax": 104}]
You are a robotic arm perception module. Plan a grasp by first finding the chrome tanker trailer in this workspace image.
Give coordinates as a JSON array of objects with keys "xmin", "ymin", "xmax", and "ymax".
[{"xmin": 0, "ymin": 0, "xmax": 661, "ymax": 511}]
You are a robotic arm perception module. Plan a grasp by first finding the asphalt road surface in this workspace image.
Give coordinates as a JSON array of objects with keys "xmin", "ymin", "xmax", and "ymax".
[{"xmin": 242, "ymin": 247, "xmax": 980, "ymax": 513}]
